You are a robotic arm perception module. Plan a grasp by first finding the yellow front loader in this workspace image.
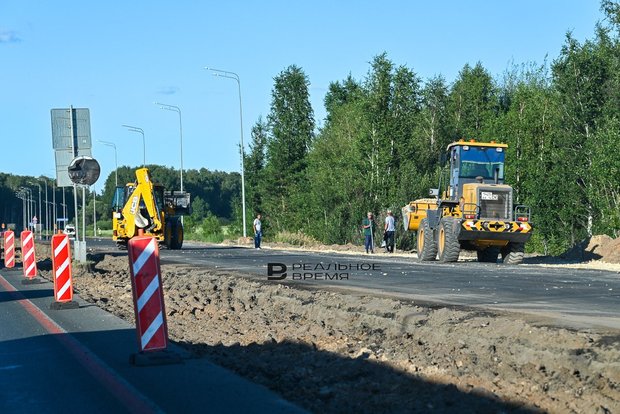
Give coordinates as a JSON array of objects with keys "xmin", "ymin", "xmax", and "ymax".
[
  {"xmin": 402, "ymin": 140, "xmax": 532, "ymax": 264},
  {"xmin": 111, "ymin": 168, "xmax": 191, "ymax": 249}
]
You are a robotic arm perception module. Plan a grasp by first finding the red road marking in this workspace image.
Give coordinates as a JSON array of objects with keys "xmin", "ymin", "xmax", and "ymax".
[{"xmin": 0, "ymin": 273, "xmax": 162, "ymax": 414}]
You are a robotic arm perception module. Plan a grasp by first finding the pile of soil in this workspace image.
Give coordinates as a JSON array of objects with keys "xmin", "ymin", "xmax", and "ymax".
[
  {"xmin": 562, "ymin": 235, "xmax": 620, "ymax": 264},
  {"xmin": 35, "ymin": 247, "xmax": 620, "ymax": 413}
]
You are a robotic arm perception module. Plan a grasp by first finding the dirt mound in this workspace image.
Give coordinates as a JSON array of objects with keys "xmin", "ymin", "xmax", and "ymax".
[
  {"xmin": 562, "ymin": 235, "xmax": 620, "ymax": 263},
  {"xmin": 599, "ymin": 237, "xmax": 620, "ymax": 264},
  {"xmin": 33, "ymin": 249, "xmax": 620, "ymax": 413}
]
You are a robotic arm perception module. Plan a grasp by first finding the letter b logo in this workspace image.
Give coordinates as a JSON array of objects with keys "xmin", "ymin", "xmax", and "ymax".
[{"xmin": 267, "ymin": 263, "xmax": 287, "ymax": 280}]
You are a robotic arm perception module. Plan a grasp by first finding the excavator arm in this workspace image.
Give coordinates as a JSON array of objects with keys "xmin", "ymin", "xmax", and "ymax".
[{"xmin": 120, "ymin": 168, "xmax": 163, "ymax": 238}]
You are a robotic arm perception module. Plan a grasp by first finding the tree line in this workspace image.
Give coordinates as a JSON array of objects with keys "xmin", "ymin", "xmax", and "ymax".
[
  {"xmin": 2, "ymin": 2, "xmax": 619, "ymax": 254},
  {"xmin": 244, "ymin": 1, "xmax": 620, "ymax": 254},
  {"xmin": 0, "ymin": 166, "xmax": 240, "ymax": 234}
]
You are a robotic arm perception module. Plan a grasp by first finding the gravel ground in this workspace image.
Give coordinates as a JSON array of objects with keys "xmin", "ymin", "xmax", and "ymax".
[{"xmin": 34, "ymin": 244, "xmax": 620, "ymax": 414}]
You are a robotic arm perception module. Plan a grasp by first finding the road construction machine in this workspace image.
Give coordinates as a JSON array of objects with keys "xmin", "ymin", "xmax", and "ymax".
[
  {"xmin": 111, "ymin": 167, "xmax": 191, "ymax": 249},
  {"xmin": 402, "ymin": 139, "xmax": 532, "ymax": 264}
]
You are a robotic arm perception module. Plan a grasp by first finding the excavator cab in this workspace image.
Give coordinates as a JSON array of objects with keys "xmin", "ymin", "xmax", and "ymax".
[{"xmin": 111, "ymin": 186, "xmax": 125, "ymax": 212}]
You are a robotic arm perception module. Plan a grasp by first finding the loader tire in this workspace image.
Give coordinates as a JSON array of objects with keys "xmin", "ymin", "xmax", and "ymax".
[
  {"xmin": 164, "ymin": 222, "xmax": 173, "ymax": 249},
  {"xmin": 417, "ymin": 218, "xmax": 437, "ymax": 261},
  {"xmin": 477, "ymin": 247, "xmax": 499, "ymax": 263},
  {"xmin": 169, "ymin": 219, "xmax": 184, "ymax": 250},
  {"xmin": 501, "ymin": 242, "xmax": 524, "ymax": 265},
  {"xmin": 437, "ymin": 217, "xmax": 460, "ymax": 262}
]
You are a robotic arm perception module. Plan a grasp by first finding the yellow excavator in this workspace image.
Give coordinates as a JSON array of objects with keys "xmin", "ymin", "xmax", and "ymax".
[
  {"xmin": 402, "ymin": 139, "xmax": 533, "ymax": 264},
  {"xmin": 111, "ymin": 167, "xmax": 191, "ymax": 249}
]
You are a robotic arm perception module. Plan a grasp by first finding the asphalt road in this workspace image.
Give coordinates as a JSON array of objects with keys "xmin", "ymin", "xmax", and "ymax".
[{"xmin": 88, "ymin": 238, "xmax": 620, "ymax": 331}]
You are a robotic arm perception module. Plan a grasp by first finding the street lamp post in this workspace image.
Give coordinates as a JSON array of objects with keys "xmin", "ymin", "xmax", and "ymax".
[
  {"xmin": 98, "ymin": 140, "xmax": 118, "ymax": 187},
  {"xmin": 40, "ymin": 178, "xmax": 48, "ymax": 238},
  {"xmin": 22, "ymin": 187, "xmax": 32, "ymax": 231},
  {"xmin": 16, "ymin": 189, "xmax": 27, "ymax": 230},
  {"xmin": 30, "ymin": 182, "xmax": 42, "ymax": 239},
  {"xmin": 154, "ymin": 103, "xmax": 184, "ymax": 193},
  {"xmin": 204, "ymin": 67, "xmax": 247, "ymax": 238},
  {"xmin": 122, "ymin": 125, "xmax": 146, "ymax": 166},
  {"xmin": 52, "ymin": 180, "xmax": 57, "ymax": 233}
]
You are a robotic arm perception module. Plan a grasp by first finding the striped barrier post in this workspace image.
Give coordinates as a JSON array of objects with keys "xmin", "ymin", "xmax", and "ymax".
[
  {"xmin": 127, "ymin": 234, "xmax": 180, "ymax": 365},
  {"xmin": 50, "ymin": 233, "xmax": 79, "ymax": 310},
  {"xmin": 20, "ymin": 230, "xmax": 39, "ymax": 283},
  {"xmin": 3, "ymin": 230, "xmax": 15, "ymax": 268}
]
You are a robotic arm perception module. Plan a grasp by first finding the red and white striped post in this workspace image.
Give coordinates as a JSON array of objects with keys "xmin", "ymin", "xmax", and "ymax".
[
  {"xmin": 128, "ymin": 234, "xmax": 179, "ymax": 365},
  {"xmin": 21, "ymin": 230, "xmax": 37, "ymax": 280},
  {"xmin": 3, "ymin": 230, "xmax": 15, "ymax": 268},
  {"xmin": 50, "ymin": 233, "xmax": 79, "ymax": 309}
]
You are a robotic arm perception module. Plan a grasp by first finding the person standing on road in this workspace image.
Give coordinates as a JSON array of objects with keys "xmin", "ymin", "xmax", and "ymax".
[
  {"xmin": 362, "ymin": 212, "xmax": 374, "ymax": 254},
  {"xmin": 384, "ymin": 210, "xmax": 396, "ymax": 253},
  {"xmin": 253, "ymin": 214, "xmax": 262, "ymax": 249}
]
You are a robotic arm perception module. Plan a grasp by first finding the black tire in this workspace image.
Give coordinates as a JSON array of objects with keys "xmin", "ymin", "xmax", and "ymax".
[
  {"xmin": 417, "ymin": 218, "xmax": 437, "ymax": 261},
  {"xmin": 501, "ymin": 242, "xmax": 524, "ymax": 265},
  {"xmin": 164, "ymin": 222, "xmax": 173, "ymax": 249},
  {"xmin": 437, "ymin": 217, "xmax": 460, "ymax": 262},
  {"xmin": 169, "ymin": 219, "xmax": 184, "ymax": 250},
  {"xmin": 477, "ymin": 247, "xmax": 499, "ymax": 263}
]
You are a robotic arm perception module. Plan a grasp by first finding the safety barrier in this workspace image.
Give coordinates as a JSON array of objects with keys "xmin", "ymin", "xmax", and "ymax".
[
  {"xmin": 50, "ymin": 233, "xmax": 78, "ymax": 309},
  {"xmin": 127, "ymin": 233, "xmax": 181, "ymax": 365},
  {"xmin": 128, "ymin": 235, "xmax": 169, "ymax": 354},
  {"xmin": 20, "ymin": 230, "xmax": 37, "ymax": 279},
  {"xmin": 3, "ymin": 230, "xmax": 15, "ymax": 268}
]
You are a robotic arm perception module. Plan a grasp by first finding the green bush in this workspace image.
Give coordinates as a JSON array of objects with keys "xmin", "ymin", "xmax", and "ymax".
[
  {"xmin": 201, "ymin": 214, "xmax": 222, "ymax": 235},
  {"xmin": 185, "ymin": 213, "xmax": 226, "ymax": 243},
  {"xmin": 97, "ymin": 219, "xmax": 112, "ymax": 230}
]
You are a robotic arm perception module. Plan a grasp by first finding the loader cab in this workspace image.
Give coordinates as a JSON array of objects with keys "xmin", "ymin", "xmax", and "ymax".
[{"xmin": 447, "ymin": 140, "xmax": 506, "ymax": 200}]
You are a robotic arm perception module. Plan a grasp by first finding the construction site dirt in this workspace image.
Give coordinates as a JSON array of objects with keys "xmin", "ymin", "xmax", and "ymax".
[{"xmin": 35, "ymin": 243, "xmax": 620, "ymax": 414}]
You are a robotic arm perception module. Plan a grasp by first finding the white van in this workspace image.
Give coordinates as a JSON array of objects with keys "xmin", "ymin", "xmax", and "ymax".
[{"xmin": 63, "ymin": 225, "xmax": 76, "ymax": 239}]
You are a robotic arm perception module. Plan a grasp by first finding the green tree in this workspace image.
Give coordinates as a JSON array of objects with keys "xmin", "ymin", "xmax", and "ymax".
[
  {"xmin": 263, "ymin": 65, "xmax": 315, "ymax": 231},
  {"xmin": 244, "ymin": 117, "xmax": 268, "ymax": 217},
  {"xmin": 447, "ymin": 62, "xmax": 497, "ymax": 140}
]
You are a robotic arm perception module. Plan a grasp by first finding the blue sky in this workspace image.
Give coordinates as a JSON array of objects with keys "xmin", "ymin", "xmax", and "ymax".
[{"xmin": 0, "ymin": 1, "xmax": 603, "ymax": 191}]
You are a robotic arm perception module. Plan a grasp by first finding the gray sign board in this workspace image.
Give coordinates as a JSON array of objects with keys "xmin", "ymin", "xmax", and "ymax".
[{"xmin": 51, "ymin": 108, "xmax": 92, "ymax": 187}]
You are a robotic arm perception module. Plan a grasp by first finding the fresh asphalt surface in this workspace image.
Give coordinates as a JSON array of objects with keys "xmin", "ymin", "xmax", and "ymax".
[{"xmin": 134, "ymin": 239, "xmax": 620, "ymax": 332}]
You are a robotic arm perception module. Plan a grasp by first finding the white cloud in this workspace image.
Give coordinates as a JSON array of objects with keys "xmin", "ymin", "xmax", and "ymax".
[
  {"xmin": 0, "ymin": 30, "xmax": 21, "ymax": 44},
  {"xmin": 157, "ymin": 86, "xmax": 179, "ymax": 95}
]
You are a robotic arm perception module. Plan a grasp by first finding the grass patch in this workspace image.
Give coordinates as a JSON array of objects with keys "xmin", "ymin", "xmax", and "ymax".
[
  {"xmin": 274, "ymin": 231, "xmax": 319, "ymax": 247},
  {"xmin": 186, "ymin": 232, "xmax": 225, "ymax": 244}
]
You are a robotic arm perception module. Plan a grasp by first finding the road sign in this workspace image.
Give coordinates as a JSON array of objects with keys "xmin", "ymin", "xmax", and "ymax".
[{"xmin": 51, "ymin": 108, "xmax": 92, "ymax": 187}]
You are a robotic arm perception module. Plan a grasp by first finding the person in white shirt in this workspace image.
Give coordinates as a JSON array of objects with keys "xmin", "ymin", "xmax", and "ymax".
[
  {"xmin": 253, "ymin": 214, "xmax": 262, "ymax": 249},
  {"xmin": 384, "ymin": 210, "xmax": 396, "ymax": 253}
]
